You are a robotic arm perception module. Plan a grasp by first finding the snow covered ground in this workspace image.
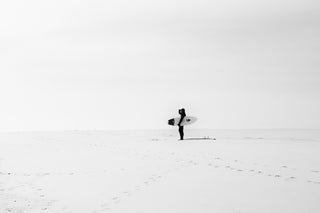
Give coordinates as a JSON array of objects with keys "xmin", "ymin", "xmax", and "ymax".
[{"xmin": 1, "ymin": 129, "xmax": 320, "ymax": 213}]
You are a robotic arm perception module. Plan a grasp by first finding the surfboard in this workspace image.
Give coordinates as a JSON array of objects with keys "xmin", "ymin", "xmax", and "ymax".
[{"xmin": 168, "ymin": 116, "xmax": 197, "ymax": 126}]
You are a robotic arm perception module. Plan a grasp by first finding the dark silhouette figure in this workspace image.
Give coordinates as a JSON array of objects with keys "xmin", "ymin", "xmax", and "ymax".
[{"xmin": 178, "ymin": 108, "xmax": 186, "ymax": 140}]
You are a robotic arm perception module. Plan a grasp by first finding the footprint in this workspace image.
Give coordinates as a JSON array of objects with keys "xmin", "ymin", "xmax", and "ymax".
[
  {"xmin": 135, "ymin": 186, "xmax": 141, "ymax": 191},
  {"xmin": 308, "ymin": 180, "xmax": 320, "ymax": 185},
  {"xmin": 284, "ymin": 176, "xmax": 296, "ymax": 181},
  {"xmin": 100, "ymin": 203, "xmax": 110, "ymax": 211},
  {"xmin": 123, "ymin": 191, "xmax": 131, "ymax": 196},
  {"xmin": 149, "ymin": 177, "xmax": 156, "ymax": 182},
  {"xmin": 112, "ymin": 197, "xmax": 120, "ymax": 203}
]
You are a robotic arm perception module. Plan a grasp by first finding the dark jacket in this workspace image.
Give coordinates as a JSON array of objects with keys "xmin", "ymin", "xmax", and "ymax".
[{"xmin": 178, "ymin": 108, "xmax": 186, "ymax": 126}]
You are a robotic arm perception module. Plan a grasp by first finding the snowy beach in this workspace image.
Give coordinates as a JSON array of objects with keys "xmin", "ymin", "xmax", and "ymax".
[
  {"xmin": 2, "ymin": 0, "xmax": 319, "ymax": 211},
  {"xmin": 1, "ymin": 129, "xmax": 320, "ymax": 213}
]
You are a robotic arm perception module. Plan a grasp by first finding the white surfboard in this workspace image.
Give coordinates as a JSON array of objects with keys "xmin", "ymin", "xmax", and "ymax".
[{"xmin": 168, "ymin": 116, "xmax": 197, "ymax": 126}]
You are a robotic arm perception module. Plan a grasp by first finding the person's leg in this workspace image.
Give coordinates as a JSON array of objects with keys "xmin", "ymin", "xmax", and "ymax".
[
  {"xmin": 179, "ymin": 126, "xmax": 184, "ymax": 140},
  {"xmin": 181, "ymin": 126, "xmax": 184, "ymax": 140}
]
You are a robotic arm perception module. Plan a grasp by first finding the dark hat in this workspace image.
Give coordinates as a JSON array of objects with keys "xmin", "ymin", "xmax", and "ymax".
[{"xmin": 179, "ymin": 108, "xmax": 185, "ymax": 113}]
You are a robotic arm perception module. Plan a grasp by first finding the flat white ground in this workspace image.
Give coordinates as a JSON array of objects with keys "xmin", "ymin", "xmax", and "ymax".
[{"xmin": 1, "ymin": 129, "xmax": 320, "ymax": 213}]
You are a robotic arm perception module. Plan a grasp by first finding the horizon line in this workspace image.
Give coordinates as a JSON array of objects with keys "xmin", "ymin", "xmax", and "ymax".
[{"xmin": 1, "ymin": 128, "xmax": 320, "ymax": 134}]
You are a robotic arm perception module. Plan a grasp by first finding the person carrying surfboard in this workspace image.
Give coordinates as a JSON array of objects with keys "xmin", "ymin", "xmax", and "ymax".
[{"xmin": 178, "ymin": 108, "xmax": 186, "ymax": 140}]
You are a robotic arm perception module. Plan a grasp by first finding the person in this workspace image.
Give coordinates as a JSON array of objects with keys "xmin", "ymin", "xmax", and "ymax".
[{"xmin": 178, "ymin": 108, "xmax": 186, "ymax": 140}]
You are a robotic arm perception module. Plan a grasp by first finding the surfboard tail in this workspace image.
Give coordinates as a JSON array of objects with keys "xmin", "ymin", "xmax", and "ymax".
[{"xmin": 168, "ymin": 119, "xmax": 175, "ymax": 126}]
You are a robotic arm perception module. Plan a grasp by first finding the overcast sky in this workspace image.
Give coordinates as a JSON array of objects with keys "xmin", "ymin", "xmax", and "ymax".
[{"xmin": 0, "ymin": 0, "xmax": 319, "ymax": 131}]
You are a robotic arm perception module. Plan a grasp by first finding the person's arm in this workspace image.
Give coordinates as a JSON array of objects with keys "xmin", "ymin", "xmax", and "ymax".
[{"xmin": 178, "ymin": 115, "xmax": 186, "ymax": 126}]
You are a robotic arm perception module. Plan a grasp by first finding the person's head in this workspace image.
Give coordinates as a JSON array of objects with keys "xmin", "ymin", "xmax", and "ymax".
[{"xmin": 178, "ymin": 108, "xmax": 185, "ymax": 115}]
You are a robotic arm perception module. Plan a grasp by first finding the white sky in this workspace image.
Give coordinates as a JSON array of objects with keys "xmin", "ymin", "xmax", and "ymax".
[{"xmin": 0, "ymin": 0, "xmax": 320, "ymax": 131}]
